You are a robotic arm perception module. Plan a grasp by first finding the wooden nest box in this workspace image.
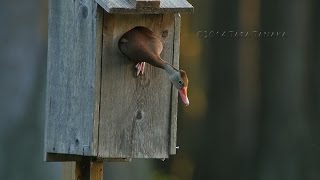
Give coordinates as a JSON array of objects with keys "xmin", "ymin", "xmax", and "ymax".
[{"xmin": 45, "ymin": 0, "xmax": 193, "ymax": 161}]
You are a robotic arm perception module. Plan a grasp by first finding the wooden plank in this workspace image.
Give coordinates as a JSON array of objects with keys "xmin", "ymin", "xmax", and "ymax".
[
  {"xmin": 62, "ymin": 162, "xmax": 76, "ymax": 180},
  {"xmin": 45, "ymin": 0, "xmax": 99, "ymax": 158},
  {"xmin": 46, "ymin": 153, "xmax": 84, "ymax": 162},
  {"xmin": 90, "ymin": 161, "xmax": 104, "ymax": 180},
  {"xmin": 92, "ymin": 5, "xmax": 104, "ymax": 157},
  {"xmin": 169, "ymin": 13, "xmax": 180, "ymax": 155},
  {"xmin": 98, "ymin": 13, "xmax": 175, "ymax": 158},
  {"xmin": 61, "ymin": 158, "xmax": 104, "ymax": 180},
  {"xmin": 105, "ymin": 158, "xmax": 131, "ymax": 162},
  {"xmin": 136, "ymin": 0, "xmax": 160, "ymax": 8},
  {"xmin": 75, "ymin": 158, "xmax": 104, "ymax": 180},
  {"xmin": 95, "ymin": 0, "xmax": 193, "ymax": 14}
]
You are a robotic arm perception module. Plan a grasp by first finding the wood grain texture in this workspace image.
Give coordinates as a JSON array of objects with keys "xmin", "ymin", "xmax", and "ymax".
[
  {"xmin": 136, "ymin": 0, "xmax": 160, "ymax": 8},
  {"xmin": 98, "ymin": 13, "xmax": 176, "ymax": 158},
  {"xmin": 95, "ymin": 0, "xmax": 193, "ymax": 14},
  {"xmin": 92, "ymin": 5, "xmax": 104, "ymax": 158},
  {"xmin": 75, "ymin": 159, "xmax": 103, "ymax": 180},
  {"xmin": 169, "ymin": 13, "xmax": 180, "ymax": 155},
  {"xmin": 45, "ymin": 0, "xmax": 100, "ymax": 158},
  {"xmin": 90, "ymin": 161, "xmax": 104, "ymax": 180},
  {"xmin": 62, "ymin": 162, "xmax": 76, "ymax": 180}
]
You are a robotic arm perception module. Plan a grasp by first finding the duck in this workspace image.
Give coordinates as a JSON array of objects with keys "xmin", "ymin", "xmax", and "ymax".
[{"xmin": 118, "ymin": 26, "xmax": 189, "ymax": 106}]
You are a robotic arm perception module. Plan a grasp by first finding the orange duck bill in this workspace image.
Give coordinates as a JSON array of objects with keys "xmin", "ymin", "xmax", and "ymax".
[{"xmin": 178, "ymin": 87, "xmax": 190, "ymax": 106}]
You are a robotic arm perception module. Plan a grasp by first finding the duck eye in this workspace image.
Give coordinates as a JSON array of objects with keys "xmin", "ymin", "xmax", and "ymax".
[{"xmin": 178, "ymin": 80, "xmax": 183, "ymax": 85}]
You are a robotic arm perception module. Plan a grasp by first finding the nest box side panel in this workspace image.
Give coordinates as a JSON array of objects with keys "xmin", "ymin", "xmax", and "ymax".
[
  {"xmin": 98, "ymin": 13, "xmax": 177, "ymax": 159},
  {"xmin": 169, "ymin": 14, "xmax": 181, "ymax": 155},
  {"xmin": 45, "ymin": 0, "xmax": 101, "ymax": 159}
]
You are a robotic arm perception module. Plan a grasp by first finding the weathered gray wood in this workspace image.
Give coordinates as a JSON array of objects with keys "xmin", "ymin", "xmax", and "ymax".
[
  {"xmin": 169, "ymin": 13, "xmax": 181, "ymax": 155},
  {"xmin": 45, "ymin": 0, "xmax": 101, "ymax": 158},
  {"xmin": 95, "ymin": 0, "xmax": 193, "ymax": 14},
  {"xmin": 98, "ymin": 13, "xmax": 176, "ymax": 158},
  {"xmin": 92, "ymin": 5, "xmax": 104, "ymax": 158},
  {"xmin": 45, "ymin": 0, "xmax": 182, "ymax": 160},
  {"xmin": 136, "ymin": 0, "xmax": 160, "ymax": 8}
]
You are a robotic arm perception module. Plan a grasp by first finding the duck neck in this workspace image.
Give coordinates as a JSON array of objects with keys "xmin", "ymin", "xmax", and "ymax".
[{"xmin": 162, "ymin": 63, "xmax": 179, "ymax": 81}]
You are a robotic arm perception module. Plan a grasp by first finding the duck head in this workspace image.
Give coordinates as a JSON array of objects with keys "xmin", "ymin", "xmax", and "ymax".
[{"xmin": 169, "ymin": 69, "xmax": 189, "ymax": 106}]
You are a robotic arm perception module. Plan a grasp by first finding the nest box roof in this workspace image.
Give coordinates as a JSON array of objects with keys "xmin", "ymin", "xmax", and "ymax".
[{"xmin": 95, "ymin": 0, "xmax": 193, "ymax": 14}]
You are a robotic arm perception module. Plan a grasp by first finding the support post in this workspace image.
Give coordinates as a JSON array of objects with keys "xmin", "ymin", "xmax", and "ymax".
[{"xmin": 63, "ymin": 158, "xmax": 103, "ymax": 180}]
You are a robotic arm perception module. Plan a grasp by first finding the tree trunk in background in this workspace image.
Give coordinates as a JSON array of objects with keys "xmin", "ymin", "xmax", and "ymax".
[
  {"xmin": 193, "ymin": 0, "xmax": 241, "ymax": 179},
  {"xmin": 305, "ymin": 1, "xmax": 320, "ymax": 178},
  {"xmin": 257, "ymin": 0, "xmax": 320, "ymax": 179},
  {"xmin": 194, "ymin": 0, "xmax": 320, "ymax": 179},
  {"xmin": 0, "ymin": 0, "xmax": 60, "ymax": 179}
]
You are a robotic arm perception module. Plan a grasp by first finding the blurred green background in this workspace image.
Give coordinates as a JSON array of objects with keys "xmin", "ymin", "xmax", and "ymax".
[{"xmin": 1, "ymin": 0, "xmax": 320, "ymax": 179}]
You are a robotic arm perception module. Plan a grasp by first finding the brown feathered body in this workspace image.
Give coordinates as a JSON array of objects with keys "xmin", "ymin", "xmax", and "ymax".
[
  {"xmin": 118, "ymin": 26, "xmax": 190, "ymax": 105},
  {"xmin": 119, "ymin": 27, "xmax": 164, "ymax": 67}
]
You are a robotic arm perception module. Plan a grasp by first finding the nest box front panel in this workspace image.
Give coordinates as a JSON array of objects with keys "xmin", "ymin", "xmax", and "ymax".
[{"xmin": 98, "ymin": 13, "xmax": 179, "ymax": 159}]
